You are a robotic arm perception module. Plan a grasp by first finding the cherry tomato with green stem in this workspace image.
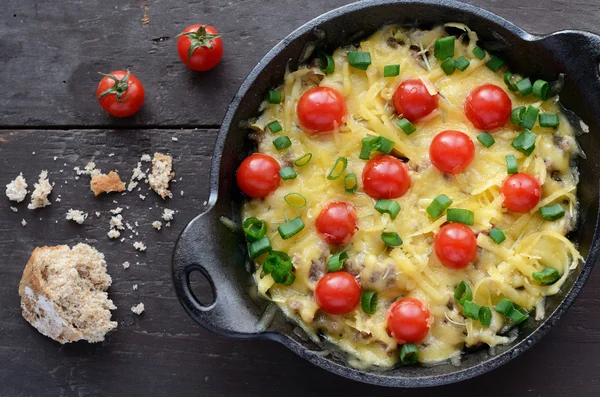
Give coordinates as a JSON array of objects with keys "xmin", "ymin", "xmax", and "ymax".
[
  {"xmin": 96, "ymin": 70, "xmax": 145, "ymax": 118},
  {"xmin": 177, "ymin": 24, "xmax": 223, "ymax": 71}
]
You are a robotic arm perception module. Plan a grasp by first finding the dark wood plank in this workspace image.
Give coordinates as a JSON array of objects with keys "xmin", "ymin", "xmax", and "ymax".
[{"xmin": 0, "ymin": 0, "xmax": 598, "ymax": 127}]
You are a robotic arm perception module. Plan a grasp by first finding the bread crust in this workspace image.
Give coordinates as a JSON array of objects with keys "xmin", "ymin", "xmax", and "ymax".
[{"xmin": 90, "ymin": 171, "xmax": 125, "ymax": 196}]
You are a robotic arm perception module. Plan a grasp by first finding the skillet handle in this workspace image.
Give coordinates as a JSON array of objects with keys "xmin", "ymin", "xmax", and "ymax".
[{"xmin": 172, "ymin": 206, "xmax": 262, "ymax": 336}]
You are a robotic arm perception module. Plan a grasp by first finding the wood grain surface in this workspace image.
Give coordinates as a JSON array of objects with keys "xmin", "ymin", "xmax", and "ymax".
[{"xmin": 1, "ymin": 1, "xmax": 599, "ymax": 396}]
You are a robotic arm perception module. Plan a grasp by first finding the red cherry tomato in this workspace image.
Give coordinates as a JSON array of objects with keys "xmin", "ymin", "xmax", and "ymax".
[
  {"xmin": 177, "ymin": 25, "xmax": 223, "ymax": 71},
  {"xmin": 464, "ymin": 84, "xmax": 512, "ymax": 130},
  {"xmin": 96, "ymin": 70, "xmax": 145, "ymax": 118},
  {"xmin": 392, "ymin": 79, "xmax": 439, "ymax": 122},
  {"xmin": 297, "ymin": 87, "xmax": 347, "ymax": 134},
  {"xmin": 315, "ymin": 201, "xmax": 358, "ymax": 244},
  {"xmin": 434, "ymin": 223, "xmax": 478, "ymax": 269},
  {"xmin": 315, "ymin": 272, "xmax": 361, "ymax": 315},
  {"xmin": 236, "ymin": 154, "xmax": 280, "ymax": 198},
  {"xmin": 501, "ymin": 173, "xmax": 542, "ymax": 213},
  {"xmin": 387, "ymin": 297, "xmax": 431, "ymax": 344},
  {"xmin": 429, "ymin": 130, "xmax": 475, "ymax": 174},
  {"xmin": 362, "ymin": 155, "xmax": 411, "ymax": 199}
]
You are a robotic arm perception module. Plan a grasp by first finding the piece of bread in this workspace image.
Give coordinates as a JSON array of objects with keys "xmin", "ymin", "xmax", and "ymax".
[
  {"xmin": 18, "ymin": 243, "xmax": 117, "ymax": 344},
  {"xmin": 90, "ymin": 171, "xmax": 125, "ymax": 196},
  {"xmin": 148, "ymin": 153, "xmax": 174, "ymax": 199}
]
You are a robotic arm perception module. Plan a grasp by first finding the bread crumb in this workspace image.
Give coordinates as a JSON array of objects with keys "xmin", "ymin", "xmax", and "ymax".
[
  {"xmin": 55, "ymin": 197, "xmax": 61, "ymax": 202},
  {"xmin": 110, "ymin": 214, "xmax": 124, "ymax": 230},
  {"xmin": 180, "ymin": 190, "xmax": 184, "ymax": 197},
  {"xmin": 172, "ymin": 137, "xmax": 178, "ymax": 142},
  {"xmin": 95, "ymin": 212, "xmax": 101, "ymax": 217},
  {"xmin": 133, "ymin": 284, "xmax": 138, "ymax": 290},
  {"xmin": 32, "ymin": 151, "xmax": 35, "ymax": 155},
  {"xmin": 141, "ymin": 154, "xmax": 152, "ymax": 162},
  {"xmin": 107, "ymin": 229, "xmax": 121, "ymax": 239},
  {"xmin": 165, "ymin": 222, "xmax": 171, "ymax": 228},
  {"xmin": 149, "ymin": 153, "xmax": 174, "ymax": 199},
  {"xmin": 66, "ymin": 209, "xmax": 88, "ymax": 224},
  {"xmin": 10, "ymin": 206, "xmax": 18, "ymax": 213},
  {"xmin": 162, "ymin": 208, "xmax": 175, "ymax": 221},
  {"xmin": 131, "ymin": 303, "xmax": 145, "ymax": 315},
  {"xmin": 139, "ymin": 194, "xmax": 146, "ymax": 201},
  {"xmin": 6, "ymin": 173, "xmax": 28, "ymax": 202},
  {"xmin": 152, "ymin": 221, "xmax": 162, "ymax": 230},
  {"xmin": 110, "ymin": 207, "xmax": 123, "ymax": 215},
  {"xmin": 122, "ymin": 261, "xmax": 130, "ymax": 269},
  {"xmin": 128, "ymin": 161, "xmax": 147, "ymax": 192},
  {"xmin": 28, "ymin": 171, "xmax": 52, "ymax": 209},
  {"xmin": 133, "ymin": 241, "xmax": 146, "ymax": 252},
  {"xmin": 21, "ymin": 219, "xmax": 27, "ymax": 227},
  {"xmin": 108, "ymin": 153, "xmax": 115, "ymax": 157},
  {"xmin": 90, "ymin": 171, "xmax": 126, "ymax": 196},
  {"xmin": 53, "ymin": 156, "xmax": 57, "ymax": 161}
]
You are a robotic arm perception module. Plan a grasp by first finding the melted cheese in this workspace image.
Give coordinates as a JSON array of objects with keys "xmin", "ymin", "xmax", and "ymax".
[{"xmin": 242, "ymin": 25, "xmax": 583, "ymax": 367}]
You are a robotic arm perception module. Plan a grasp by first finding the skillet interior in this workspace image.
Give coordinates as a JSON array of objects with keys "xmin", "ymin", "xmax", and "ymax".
[{"xmin": 173, "ymin": 0, "xmax": 600, "ymax": 387}]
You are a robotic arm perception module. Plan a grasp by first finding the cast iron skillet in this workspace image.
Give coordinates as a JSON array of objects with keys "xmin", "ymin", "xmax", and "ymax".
[{"xmin": 172, "ymin": 0, "xmax": 600, "ymax": 387}]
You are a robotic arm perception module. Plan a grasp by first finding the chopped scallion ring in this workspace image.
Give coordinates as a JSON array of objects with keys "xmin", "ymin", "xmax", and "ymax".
[
  {"xmin": 344, "ymin": 173, "xmax": 358, "ymax": 194},
  {"xmin": 263, "ymin": 251, "xmax": 291, "ymax": 274},
  {"xmin": 516, "ymin": 77, "xmax": 533, "ymax": 96},
  {"xmin": 273, "ymin": 136, "xmax": 291, "ymax": 150},
  {"xmin": 463, "ymin": 300, "xmax": 481, "ymax": 319},
  {"xmin": 532, "ymin": 266, "xmax": 560, "ymax": 285},
  {"xmin": 359, "ymin": 136, "xmax": 395, "ymax": 160},
  {"xmin": 495, "ymin": 299, "xmax": 530, "ymax": 325},
  {"xmin": 400, "ymin": 343, "xmax": 419, "ymax": 365},
  {"xmin": 277, "ymin": 217, "xmax": 305, "ymax": 239},
  {"xmin": 381, "ymin": 232, "xmax": 403, "ymax": 247},
  {"xmin": 267, "ymin": 120, "xmax": 282, "ymax": 133},
  {"xmin": 267, "ymin": 90, "xmax": 282, "ymax": 104},
  {"xmin": 347, "ymin": 51, "xmax": 371, "ymax": 70},
  {"xmin": 397, "ymin": 118, "xmax": 416, "ymax": 135},
  {"xmin": 426, "ymin": 194, "xmax": 453, "ymax": 219},
  {"xmin": 328, "ymin": 251, "xmax": 348, "ymax": 272},
  {"xmin": 454, "ymin": 281, "xmax": 473, "ymax": 305},
  {"xmin": 270, "ymin": 254, "xmax": 296, "ymax": 285},
  {"xmin": 294, "ymin": 153, "xmax": 312, "ymax": 167},
  {"xmin": 284, "ymin": 193, "xmax": 307, "ymax": 208},
  {"xmin": 248, "ymin": 236, "xmax": 271, "ymax": 259},
  {"xmin": 361, "ymin": 291, "xmax": 378, "ymax": 314},
  {"xmin": 486, "ymin": 55, "xmax": 505, "ymax": 71},
  {"xmin": 327, "ymin": 157, "xmax": 348, "ymax": 180},
  {"xmin": 279, "ymin": 166, "xmax": 297, "ymax": 180},
  {"xmin": 242, "ymin": 217, "xmax": 266, "ymax": 242},
  {"xmin": 520, "ymin": 105, "xmax": 540, "ymax": 129},
  {"xmin": 539, "ymin": 113, "xmax": 560, "ymax": 128},
  {"xmin": 379, "ymin": 137, "xmax": 395, "ymax": 154},
  {"xmin": 479, "ymin": 306, "xmax": 492, "ymax": 326},
  {"xmin": 374, "ymin": 199, "xmax": 401, "ymax": 219},
  {"xmin": 317, "ymin": 51, "xmax": 335, "ymax": 75},
  {"xmin": 446, "ymin": 208, "xmax": 474, "ymax": 226},
  {"xmin": 510, "ymin": 106, "xmax": 526, "ymax": 124},
  {"xmin": 383, "ymin": 64, "xmax": 400, "ymax": 77},
  {"xmin": 504, "ymin": 72, "xmax": 518, "ymax": 91},
  {"xmin": 495, "ymin": 298, "xmax": 514, "ymax": 315},
  {"xmin": 511, "ymin": 129, "xmax": 536, "ymax": 156},
  {"xmin": 506, "ymin": 154, "xmax": 518, "ymax": 174},
  {"xmin": 455, "ymin": 56, "xmax": 470, "ymax": 71},
  {"xmin": 477, "ymin": 132, "xmax": 495, "ymax": 147},
  {"xmin": 488, "ymin": 228, "xmax": 506, "ymax": 244},
  {"xmin": 434, "ymin": 36, "xmax": 455, "ymax": 60},
  {"xmin": 539, "ymin": 204, "xmax": 565, "ymax": 220},
  {"xmin": 532, "ymin": 79, "xmax": 550, "ymax": 100},
  {"xmin": 441, "ymin": 58, "xmax": 456, "ymax": 75},
  {"xmin": 472, "ymin": 46, "xmax": 486, "ymax": 60}
]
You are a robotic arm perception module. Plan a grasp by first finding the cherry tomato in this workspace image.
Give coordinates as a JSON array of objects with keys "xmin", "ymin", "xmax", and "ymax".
[
  {"xmin": 315, "ymin": 201, "xmax": 358, "ymax": 244},
  {"xmin": 315, "ymin": 272, "xmax": 361, "ymax": 315},
  {"xmin": 501, "ymin": 173, "xmax": 542, "ymax": 213},
  {"xmin": 297, "ymin": 87, "xmax": 347, "ymax": 134},
  {"xmin": 96, "ymin": 70, "xmax": 145, "ymax": 118},
  {"xmin": 362, "ymin": 155, "xmax": 411, "ymax": 199},
  {"xmin": 177, "ymin": 24, "xmax": 223, "ymax": 71},
  {"xmin": 434, "ymin": 223, "xmax": 478, "ymax": 269},
  {"xmin": 392, "ymin": 79, "xmax": 439, "ymax": 122},
  {"xmin": 429, "ymin": 130, "xmax": 475, "ymax": 174},
  {"xmin": 236, "ymin": 154, "xmax": 280, "ymax": 198},
  {"xmin": 464, "ymin": 84, "xmax": 512, "ymax": 130},
  {"xmin": 387, "ymin": 297, "xmax": 431, "ymax": 344}
]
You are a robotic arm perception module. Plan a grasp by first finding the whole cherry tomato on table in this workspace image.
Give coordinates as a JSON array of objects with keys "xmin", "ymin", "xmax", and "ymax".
[
  {"xmin": 429, "ymin": 130, "xmax": 475, "ymax": 174},
  {"xmin": 315, "ymin": 272, "xmax": 361, "ymax": 315},
  {"xmin": 387, "ymin": 297, "xmax": 431, "ymax": 344},
  {"xmin": 296, "ymin": 87, "xmax": 347, "ymax": 135},
  {"xmin": 464, "ymin": 84, "xmax": 512, "ymax": 130},
  {"xmin": 501, "ymin": 173, "xmax": 542, "ymax": 213},
  {"xmin": 392, "ymin": 79, "xmax": 439, "ymax": 122},
  {"xmin": 96, "ymin": 70, "xmax": 145, "ymax": 118},
  {"xmin": 236, "ymin": 154, "xmax": 280, "ymax": 198},
  {"xmin": 434, "ymin": 223, "xmax": 478, "ymax": 269},
  {"xmin": 362, "ymin": 155, "xmax": 411, "ymax": 199},
  {"xmin": 177, "ymin": 24, "xmax": 223, "ymax": 71},
  {"xmin": 316, "ymin": 201, "xmax": 358, "ymax": 244}
]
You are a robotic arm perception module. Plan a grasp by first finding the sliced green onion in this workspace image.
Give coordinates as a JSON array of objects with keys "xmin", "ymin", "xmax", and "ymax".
[
  {"xmin": 267, "ymin": 120, "xmax": 282, "ymax": 133},
  {"xmin": 400, "ymin": 343, "xmax": 419, "ymax": 365},
  {"xmin": 455, "ymin": 56, "xmax": 470, "ymax": 71},
  {"xmin": 532, "ymin": 266, "xmax": 561, "ymax": 285},
  {"xmin": 397, "ymin": 118, "xmax": 416, "ymax": 135},
  {"xmin": 271, "ymin": 257, "xmax": 295, "ymax": 285},
  {"xmin": 379, "ymin": 137, "xmax": 394, "ymax": 154},
  {"xmin": 446, "ymin": 208, "xmax": 474, "ymax": 226},
  {"xmin": 486, "ymin": 55, "xmax": 505, "ymax": 72},
  {"xmin": 284, "ymin": 193, "xmax": 306, "ymax": 208},
  {"xmin": 344, "ymin": 173, "xmax": 358, "ymax": 194},
  {"xmin": 488, "ymin": 228, "xmax": 506, "ymax": 244},
  {"xmin": 359, "ymin": 136, "xmax": 394, "ymax": 160},
  {"xmin": 347, "ymin": 51, "xmax": 371, "ymax": 70},
  {"xmin": 279, "ymin": 166, "xmax": 297, "ymax": 180},
  {"xmin": 520, "ymin": 105, "xmax": 540, "ymax": 129},
  {"xmin": 539, "ymin": 113, "xmax": 560, "ymax": 128},
  {"xmin": 472, "ymin": 46, "xmax": 486, "ymax": 60},
  {"xmin": 506, "ymin": 154, "xmax": 518, "ymax": 174},
  {"xmin": 539, "ymin": 204, "xmax": 565, "ymax": 221},
  {"xmin": 434, "ymin": 36, "xmax": 455, "ymax": 60},
  {"xmin": 477, "ymin": 132, "xmax": 495, "ymax": 147},
  {"xmin": 383, "ymin": 64, "xmax": 400, "ymax": 77},
  {"xmin": 426, "ymin": 194, "xmax": 453, "ymax": 219},
  {"xmin": 510, "ymin": 106, "xmax": 526, "ymax": 124},
  {"xmin": 327, "ymin": 157, "xmax": 348, "ymax": 180},
  {"xmin": 454, "ymin": 281, "xmax": 473, "ymax": 305},
  {"xmin": 440, "ymin": 58, "xmax": 456, "ymax": 75},
  {"xmin": 463, "ymin": 300, "xmax": 481, "ymax": 320},
  {"xmin": 495, "ymin": 298, "xmax": 514, "ymax": 315},
  {"xmin": 512, "ymin": 129, "xmax": 536, "ymax": 156},
  {"xmin": 263, "ymin": 251, "xmax": 291, "ymax": 274},
  {"xmin": 273, "ymin": 136, "xmax": 291, "ymax": 150},
  {"xmin": 242, "ymin": 217, "xmax": 266, "ymax": 242},
  {"xmin": 295, "ymin": 153, "xmax": 312, "ymax": 167},
  {"xmin": 507, "ymin": 306, "xmax": 529, "ymax": 324},
  {"xmin": 249, "ymin": 237, "xmax": 271, "ymax": 259},
  {"xmin": 328, "ymin": 251, "xmax": 348, "ymax": 272},
  {"xmin": 318, "ymin": 51, "xmax": 335, "ymax": 75},
  {"xmin": 479, "ymin": 306, "xmax": 492, "ymax": 326},
  {"xmin": 381, "ymin": 232, "xmax": 403, "ymax": 247},
  {"xmin": 516, "ymin": 78, "xmax": 533, "ymax": 96},
  {"xmin": 532, "ymin": 79, "xmax": 550, "ymax": 100},
  {"xmin": 267, "ymin": 90, "xmax": 282, "ymax": 104},
  {"xmin": 361, "ymin": 291, "xmax": 378, "ymax": 314},
  {"xmin": 277, "ymin": 217, "xmax": 305, "ymax": 239},
  {"xmin": 504, "ymin": 72, "xmax": 518, "ymax": 91},
  {"xmin": 374, "ymin": 199, "xmax": 401, "ymax": 219}
]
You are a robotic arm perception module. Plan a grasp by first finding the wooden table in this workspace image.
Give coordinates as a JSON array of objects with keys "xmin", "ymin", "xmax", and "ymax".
[{"xmin": 1, "ymin": 1, "xmax": 599, "ymax": 396}]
